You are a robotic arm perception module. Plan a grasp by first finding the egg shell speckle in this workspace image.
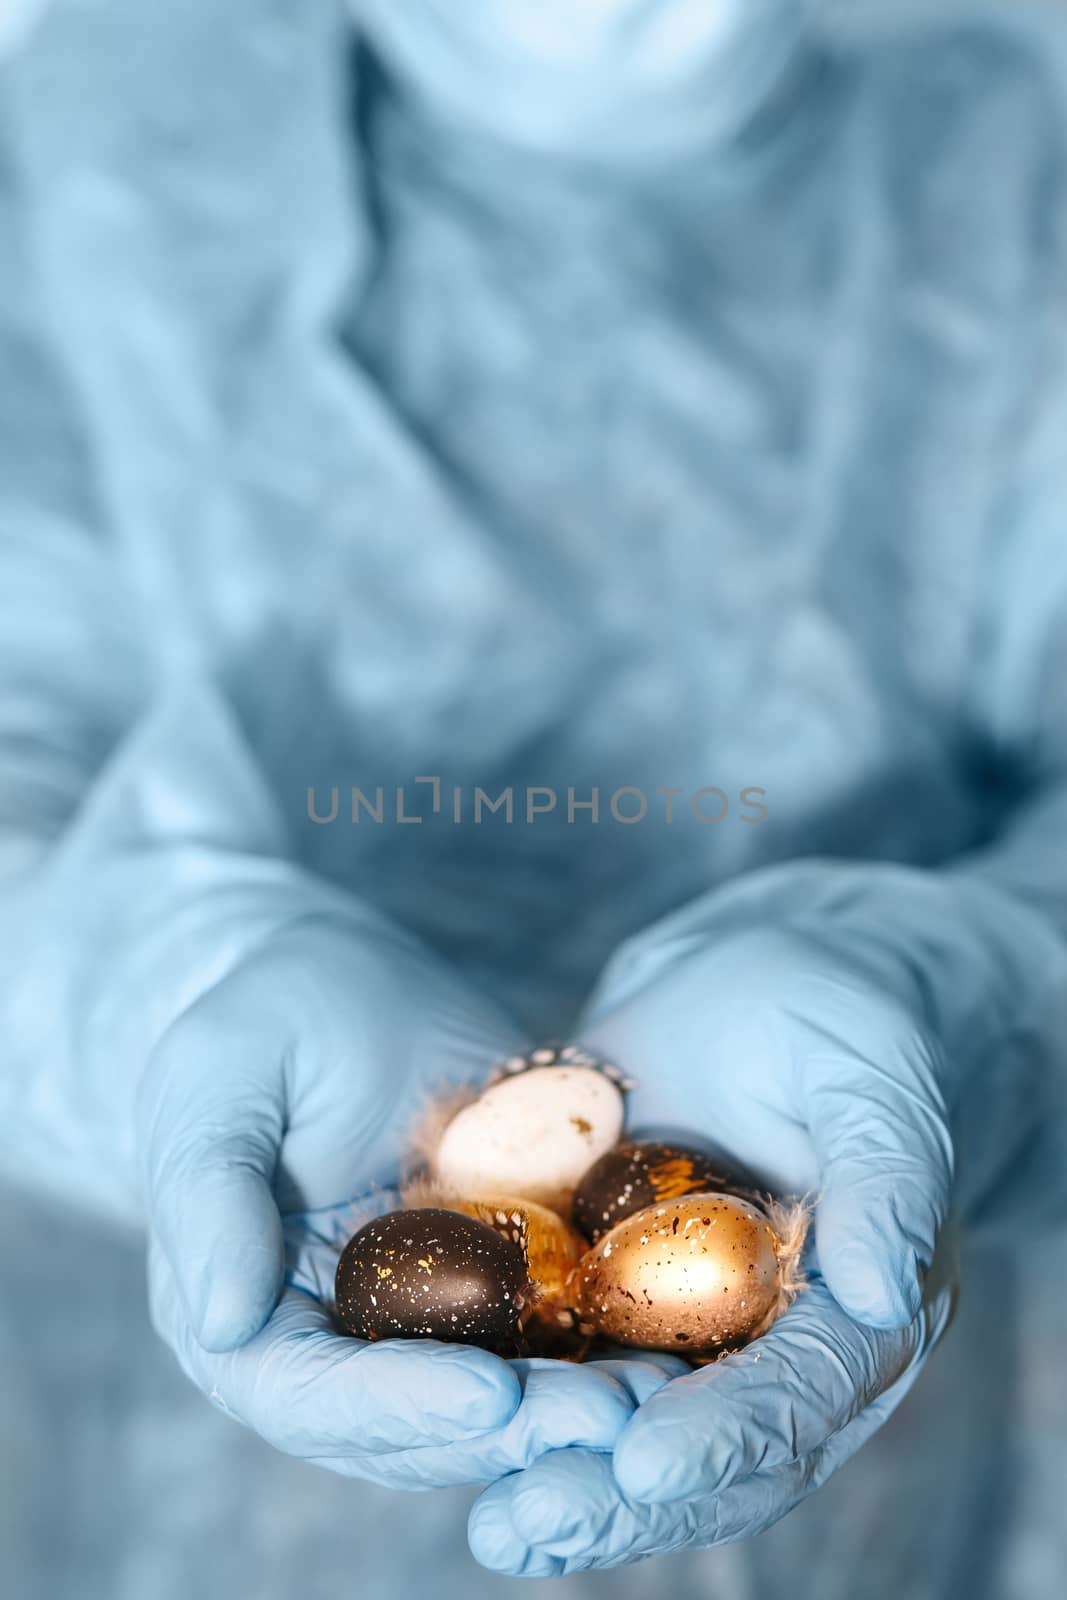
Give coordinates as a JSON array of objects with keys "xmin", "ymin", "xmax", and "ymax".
[{"xmin": 432, "ymin": 1065, "xmax": 625, "ymax": 1214}]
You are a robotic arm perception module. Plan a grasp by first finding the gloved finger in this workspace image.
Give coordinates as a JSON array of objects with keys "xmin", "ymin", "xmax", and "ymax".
[
  {"xmin": 580, "ymin": 1356, "xmax": 686, "ymax": 1404},
  {"xmin": 315, "ymin": 1359, "xmax": 650, "ymax": 1490},
  {"xmin": 148, "ymin": 1244, "xmax": 521, "ymax": 1457},
  {"xmin": 577, "ymin": 929, "xmax": 824, "ymax": 1194},
  {"xmin": 589, "ymin": 1349, "xmax": 693, "ymax": 1385},
  {"xmin": 799, "ymin": 988, "xmax": 954, "ymax": 1327},
  {"xmin": 470, "ymin": 1425, "xmax": 838, "ymax": 1576},
  {"xmin": 466, "ymin": 1239, "xmax": 958, "ymax": 1574},
  {"xmin": 137, "ymin": 987, "xmax": 288, "ymax": 1353},
  {"xmin": 470, "ymin": 1351, "xmax": 940, "ymax": 1577},
  {"xmin": 468, "ymin": 1335, "xmax": 944, "ymax": 1577},
  {"xmin": 471, "ymin": 1446, "xmax": 751, "ymax": 1577},
  {"xmin": 580, "ymin": 922, "xmax": 955, "ymax": 1326},
  {"xmin": 610, "ymin": 1275, "xmax": 940, "ymax": 1504}
]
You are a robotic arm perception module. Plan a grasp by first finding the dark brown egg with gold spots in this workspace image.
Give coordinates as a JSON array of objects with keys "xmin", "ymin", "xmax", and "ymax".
[
  {"xmin": 573, "ymin": 1193, "xmax": 783, "ymax": 1355},
  {"xmin": 334, "ymin": 1208, "xmax": 529, "ymax": 1347},
  {"xmin": 572, "ymin": 1140, "xmax": 755, "ymax": 1244}
]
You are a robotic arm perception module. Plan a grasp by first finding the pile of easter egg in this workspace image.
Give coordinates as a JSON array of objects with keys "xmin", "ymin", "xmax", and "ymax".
[{"xmin": 334, "ymin": 1046, "xmax": 808, "ymax": 1362}]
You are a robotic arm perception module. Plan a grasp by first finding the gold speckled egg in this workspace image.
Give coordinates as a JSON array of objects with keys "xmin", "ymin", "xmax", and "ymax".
[
  {"xmin": 574, "ymin": 1192, "xmax": 783, "ymax": 1355},
  {"xmin": 334, "ymin": 1207, "xmax": 529, "ymax": 1347}
]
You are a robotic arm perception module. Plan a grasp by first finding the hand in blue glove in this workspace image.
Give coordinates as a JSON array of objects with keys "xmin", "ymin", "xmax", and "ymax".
[
  {"xmin": 470, "ymin": 858, "xmax": 1067, "ymax": 1573},
  {"xmin": 139, "ymin": 913, "xmax": 688, "ymax": 1487},
  {"xmin": 1, "ymin": 678, "xmax": 679, "ymax": 1489}
]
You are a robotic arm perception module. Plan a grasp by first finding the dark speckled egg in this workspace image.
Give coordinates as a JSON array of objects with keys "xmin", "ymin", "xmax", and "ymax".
[
  {"xmin": 573, "ymin": 1140, "xmax": 758, "ymax": 1243},
  {"xmin": 334, "ymin": 1207, "xmax": 529, "ymax": 1348}
]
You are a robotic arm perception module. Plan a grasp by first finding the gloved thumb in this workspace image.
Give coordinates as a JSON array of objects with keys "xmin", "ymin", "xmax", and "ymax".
[
  {"xmin": 579, "ymin": 922, "xmax": 955, "ymax": 1334},
  {"xmin": 137, "ymin": 1004, "xmax": 286, "ymax": 1354},
  {"xmin": 803, "ymin": 999, "xmax": 954, "ymax": 1329}
]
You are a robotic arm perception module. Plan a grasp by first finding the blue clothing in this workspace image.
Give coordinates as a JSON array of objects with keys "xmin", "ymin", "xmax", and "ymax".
[{"xmin": 2, "ymin": 1, "xmax": 1066, "ymax": 1594}]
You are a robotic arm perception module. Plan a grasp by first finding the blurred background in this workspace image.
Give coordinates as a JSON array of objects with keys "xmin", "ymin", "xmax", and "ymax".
[{"xmin": 3, "ymin": 2, "xmax": 1066, "ymax": 1598}]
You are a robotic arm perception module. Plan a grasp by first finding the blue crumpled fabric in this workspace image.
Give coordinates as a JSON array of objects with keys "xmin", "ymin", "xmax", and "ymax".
[{"xmin": 2, "ymin": 1, "xmax": 1067, "ymax": 1596}]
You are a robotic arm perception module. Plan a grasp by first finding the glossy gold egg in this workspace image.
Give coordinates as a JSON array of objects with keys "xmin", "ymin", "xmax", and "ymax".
[{"xmin": 573, "ymin": 1192, "xmax": 783, "ymax": 1355}]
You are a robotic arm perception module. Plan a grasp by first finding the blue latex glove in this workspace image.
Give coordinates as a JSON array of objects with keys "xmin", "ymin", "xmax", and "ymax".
[
  {"xmin": 470, "ymin": 858, "xmax": 1067, "ymax": 1573},
  {"xmin": 138, "ymin": 916, "xmax": 687, "ymax": 1487},
  {"xmin": 1, "ymin": 677, "xmax": 680, "ymax": 1487},
  {"xmin": 146, "ymin": 1180, "xmax": 689, "ymax": 1490}
]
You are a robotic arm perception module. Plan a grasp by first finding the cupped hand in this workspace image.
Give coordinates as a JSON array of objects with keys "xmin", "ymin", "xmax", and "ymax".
[
  {"xmin": 137, "ymin": 912, "xmax": 672, "ymax": 1487},
  {"xmin": 469, "ymin": 901, "xmax": 961, "ymax": 1572}
]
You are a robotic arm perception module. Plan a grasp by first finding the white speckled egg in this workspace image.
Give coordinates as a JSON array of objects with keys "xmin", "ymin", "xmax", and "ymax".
[{"xmin": 433, "ymin": 1065, "xmax": 625, "ymax": 1214}]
